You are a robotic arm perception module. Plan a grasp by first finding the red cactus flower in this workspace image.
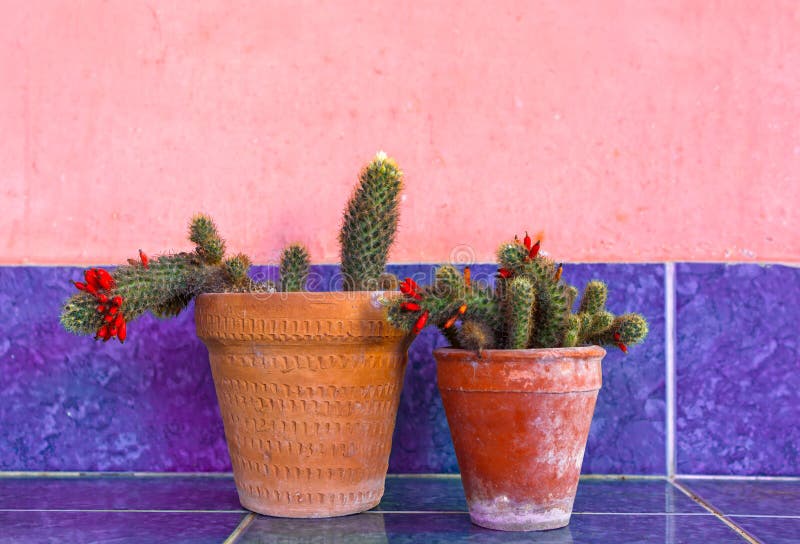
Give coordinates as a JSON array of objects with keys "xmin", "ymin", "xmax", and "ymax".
[
  {"xmin": 463, "ymin": 267, "xmax": 471, "ymax": 288},
  {"xmin": 523, "ymin": 232, "xmax": 532, "ymax": 251},
  {"xmin": 618, "ymin": 343, "xmax": 628, "ymax": 354},
  {"xmin": 117, "ymin": 320, "xmax": 127, "ymax": 343},
  {"xmin": 498, "ymin": 268, "xmax": 512, "ymax": 279},
  {"xmin": 94, "ymin": 268, "xmax": 115, "ymax": 290},
  {"xmin": 399, "ymin": 278, "xmax": 422, "ymax": 300},
  {"xmin": 401, "ymin": 302, "xmax": 421, "ymax": 311},
  {"xmin": 139, "ymin": 249, "xmax": 149, "ymax": 269},
  {"xmin": 412, "ymin": 311, "xmax": 429, "ymax": 334},
  {"xmin": 554, "ymin": 263, "xmax": 563, "ymax": 282}
]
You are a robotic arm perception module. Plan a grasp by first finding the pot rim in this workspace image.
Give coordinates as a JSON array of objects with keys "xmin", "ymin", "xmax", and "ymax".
[{"xmin": 433, "ymin": 345, "xmax": 606, "ymax": 360}]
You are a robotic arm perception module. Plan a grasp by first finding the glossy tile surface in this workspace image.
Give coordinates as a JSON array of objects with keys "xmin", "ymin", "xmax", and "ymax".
[
  {"xmin": 730, "ymin": 517, "xmax": 800, "ymax": 544},
  {"xmin": 0, "ymin": 263, "xmax": 666, "ymax": 474},
  {"xmin": 378, "ymin": 476, "xmax": 704, "ymax": 514},
  {"xmin": 678, "ymin": 479, "xmax": 800, "ymax": 516},
  {"xmin": 0, "ymin": 475, "xmax": 242, "ymax": 511},
  {"xmin": 0, "ymin": 511, "xmax": 244, "ymax": 544},
  {"xmin": 676, "ymin": 263, "xmax": 800, "ymax": 475},
  {"xmin": 238, "ymin": 512, "xmax": 743, "ymax": 544}
]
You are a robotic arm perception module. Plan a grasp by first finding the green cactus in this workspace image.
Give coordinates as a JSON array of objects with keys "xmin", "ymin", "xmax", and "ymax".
[
  {"xmin": 458, "ymin": 320, "xmax": 495, "ymax": 353},
  {"xmin": 340, "ymin": 151, "xmax": 403, "ymax": 291},
  {"xmin": 189, "ymin": 214, "xmax": 226, "ymax": 265},
  {"xmin": 504, "ymin": 276, "xmax": 536, "ymax": 349},
  {"xmin": 579, "ymin": 280, "xmax": 608, "ymax": 314},
  {"xmin": 279, "ymin": 244, "xmax": 310, "ymax": 292},
  {"xmin": 386, "ymin": 233, "xmax": 649, "ymax": 354}
]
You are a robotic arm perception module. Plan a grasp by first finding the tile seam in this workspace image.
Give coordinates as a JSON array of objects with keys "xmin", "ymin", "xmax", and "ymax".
[
  {"xmin": 665, "ymin": 262, "xmax": 677, "ymax": 477},
  {"xmin": 222, "ymin": 513, "xmax": 256, "ymax": 544},
  {"xmin": 0, "ymin": 508, "xmax": 246, "ymax": 514},
  {"xmin": 669, "ymin": 479, "xmax": 760, "ymax": 543}
]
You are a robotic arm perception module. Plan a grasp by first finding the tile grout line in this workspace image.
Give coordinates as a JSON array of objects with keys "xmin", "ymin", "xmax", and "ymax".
[
  {"xmin": 669, "ymin": 479, "xmax": 760, "ymax": 543},
  {"xmin": 665, "ymin": 262, "xmax": 677, "ymax": 478},
  {"xmin": 676, "ymin": 474, "xmax": 800, "ymax": 481},
  {"xmin": 222, "ymin": 512, "xmax": 255, "ymax": 544},
  {"xmin": 0, "ymin": 509, "xmax": 247, "ymax": 514}
]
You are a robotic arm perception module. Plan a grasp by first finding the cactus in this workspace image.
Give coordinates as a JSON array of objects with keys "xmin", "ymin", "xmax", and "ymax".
[
  {"xmin": 579, "ymin": 280, "xmax": 608, "ymax": 314},
  {"xmin": 504, "ymin": 276, "xmax": 535, "ymax": 349},
  {"xmin": 458, "ymin": 320, "xmax": 495, "ymax": 353},
  {"xmin": 60, "ymin": 215, "xmax": 273, "ymax": 343},
  {"xmin": 340, "ymin": 151, "xmax": 403, "ymax": 291},
  {"xmin": 386, "ymin": 232, "xmax": 649, "ymax": 354},
  {"xmin": 60, "ymin": 152, "xmax": 407, "ymax": 344},
  {"xmin": 279, "ymin": 244, "xmax": 310, "ymax": 292}
]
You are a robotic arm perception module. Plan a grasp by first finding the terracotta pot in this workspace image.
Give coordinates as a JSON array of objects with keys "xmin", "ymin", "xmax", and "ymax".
[
  {"xmin": 434, "ymin": 346, "xmax": 604, "ymax": 531},
  {"xmin": 195, "ymin": 291, "xmax": 409, "ymax": 518}
]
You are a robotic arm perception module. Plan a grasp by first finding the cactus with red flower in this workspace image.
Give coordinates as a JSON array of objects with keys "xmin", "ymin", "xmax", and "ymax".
[
  {"xmin": 387, "ymin": 233, "xmax": 648, "ymax": 353},
  {"xmin": 60, "ymin": 151, "xmax": 405, "ymax": 343}
]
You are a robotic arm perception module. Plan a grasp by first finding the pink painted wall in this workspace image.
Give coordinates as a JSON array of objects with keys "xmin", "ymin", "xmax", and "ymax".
[{"xmin": 1, "ymin": 1, "xmax": 798, "ymax": 265}]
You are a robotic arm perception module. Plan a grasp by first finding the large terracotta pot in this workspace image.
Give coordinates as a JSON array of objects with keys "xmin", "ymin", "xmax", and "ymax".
[
  {"xmin": 195, "ymin": 292, "xmax": 409, "ymax": 518},
  {"xmin": 434, "ymin": 346, "xmax": 604, "ymax": 531}
]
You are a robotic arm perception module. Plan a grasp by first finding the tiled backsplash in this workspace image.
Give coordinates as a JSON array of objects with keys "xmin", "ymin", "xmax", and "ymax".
[{"xmin": 0, "ymin": 263, "xmax": 796, "ymax": 475}]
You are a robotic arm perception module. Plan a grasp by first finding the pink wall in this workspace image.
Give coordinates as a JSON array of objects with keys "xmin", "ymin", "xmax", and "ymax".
[{"xmin": 1, "ymin": 1, "xmax": 798, "ymax": 265}]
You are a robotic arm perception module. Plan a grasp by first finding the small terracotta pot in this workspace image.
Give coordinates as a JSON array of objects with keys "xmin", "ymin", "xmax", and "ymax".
[
  {"xmin": 434, "ymin": 346, "xmax": 604, "ymax": 531},
  {"xmin": 195, "ymin": 292, "xmax": 409, "ymax": 518}
]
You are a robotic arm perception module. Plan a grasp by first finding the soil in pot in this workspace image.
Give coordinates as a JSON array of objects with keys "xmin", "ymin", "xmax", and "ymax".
[
  {"xmin": 434, "ymin": 346, "xmax": 604, "ymax": 531},
  {"xmin": 196, "ymin": 291, "xmax": 409, "ymax": 518}
]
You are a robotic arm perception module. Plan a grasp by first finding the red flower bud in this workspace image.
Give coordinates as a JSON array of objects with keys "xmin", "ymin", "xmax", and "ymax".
[
  {"xmin": 97, "ymin": 325, "xmax": 110, "ymax": 341},
  {"xmin": 618, "ymin": 342, "xmax": 628, "ymax": 354},
  {"xmin": 96, "ymin": 305, "xmax": 106, "ymax": 313},
  {"xmin": 401, "ymin": 302, "xmax": 421, "ymax": 311},
  {"xmin": 97, "ymin": 294, "xmax": 108, "ymax": 303},
  {"xmin": 458, "ymin": 304, "xmax": 467, "ymax": 315},
  {"xmin": 117, "ymin": 321, "xmax": 127, "ymax": 343},
  {"xmin": 104, "ymin": 314, "xmax": 114, "ymax": 323},
  {"xmin": 528, "ymin": 240, "xmax": 541, "ymax": 260},
  {"xmin": 85, "ymin": 269, "xmax": 100, "ymax": 289},
  {"xmin": 95, "ymin": 269, "xmax": 115, "ymax": 290},
  {"xmin": 524, "ymin": 232, "xmax": 532, "ymax": 251},
  {"xmin": 85, "ymin": 283, "xmax": 98, "ymax": 296},
  {"xmin": 74, "ymin": 281, "xmax": 87, "ymax": 291},
  {"xmin": 114, "ymin": 313, "xmax": 125, "ymax": 329},
  {"xmin": 554, "ymin": 263, "xmax": 563, "ymax": 282},
  {"xmin": 412, "ymin": 311, "xmax": 429, "ymax": 334},
  {"xmin": 139, "ymin": 249, "xmax": 149, "ymax": 269},
  {"xmin": 399, "ymin": 278, "xmax": 422, "ymax": 300},
  {"xmin": 613, "ymin": 332, "xmax": 621, "ymax": 342},
  {"xmin": 112, "ymin": 296, "xmax": 123, "ymax": 307},
  {"xmin": 463, "ymin": 267, "xmax": 471, "ymax": 288},
  {"xmin": 108, "ymin": 306, "xmax": 118, "ymax": 316},
  {"xmin": 498, "ymin": 268, "xmax": 512, "ymax": 279}
]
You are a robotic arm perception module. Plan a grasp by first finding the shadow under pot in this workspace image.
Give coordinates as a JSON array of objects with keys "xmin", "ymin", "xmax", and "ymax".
[
  {"xmin": 195, "ymin": 291, "xmax": 409, "ymax": 518},
  {"xmin": 434, "ymin": 346, "xmax": 604, "ymax": 531}
]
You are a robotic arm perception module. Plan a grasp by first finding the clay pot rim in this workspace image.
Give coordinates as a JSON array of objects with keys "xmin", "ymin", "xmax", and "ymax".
[
  {"xmin": 197, "ymin": 291, "xmax": 396, "ymax": 301},
  {"xmin": 434, "ymin": 345, "xmax": 606, "ymax": 360}
]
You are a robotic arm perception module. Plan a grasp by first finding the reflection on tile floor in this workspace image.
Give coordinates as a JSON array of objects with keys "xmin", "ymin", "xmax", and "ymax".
[
  {"xmin": 1, "ymin": 475, "xmax": 798, "ymax": 542},
  {"xmin": 238, "ymin": 513, "xmax": 743, "ymax": 544},
  {"xmin": 0, "ymin": 511, "xmax": 245, "ymax": 544}
]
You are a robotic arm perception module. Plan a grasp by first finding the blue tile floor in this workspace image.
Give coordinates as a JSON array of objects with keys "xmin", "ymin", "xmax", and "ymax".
[{"xmin": 0, "ymin": 474, "xmax": 795, "ymax": 543}]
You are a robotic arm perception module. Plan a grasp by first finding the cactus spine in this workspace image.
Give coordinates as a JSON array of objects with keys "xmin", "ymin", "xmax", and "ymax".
[{"xmin": 340, "ymin": 151, "xmax": 403, "ymax": 291}]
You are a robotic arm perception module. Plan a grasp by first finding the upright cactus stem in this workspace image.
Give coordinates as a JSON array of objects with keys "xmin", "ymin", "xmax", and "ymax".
[
  {"xmin": 190, "ymin": 214, "xmax": 226, "ymax": 265},
  {"xmin": 579, "ymin": 281, "xmax": 608, "ymax": 314},
  {"xmin": 279, "ymin": 244, "xmax": 311, "ymax": 292},
  {"xmin": 340, "ymin": 151, "xmax": 403, "ymax": 291},
  {"xmin": 505, "ymin": 276, "xmax": 536, "ymax": 349}
]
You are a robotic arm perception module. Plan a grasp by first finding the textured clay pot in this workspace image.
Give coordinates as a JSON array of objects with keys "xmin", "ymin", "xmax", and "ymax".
[
  {"xmin": 434, "ymin": 346, "xmax": 604, "ymax": 531},
  {"xmin": 195, "ymin": 292, "xmax": 409, "ymax": 518}
]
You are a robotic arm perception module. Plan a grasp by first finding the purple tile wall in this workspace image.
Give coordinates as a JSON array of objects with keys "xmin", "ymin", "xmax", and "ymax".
[
  {"xmin": 676, "ymin": 263, "xmax": 800, "ymax": 475},
  {"xmin": 0, "ymin": 263, "xmax": 666, "ymax": 474}
]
